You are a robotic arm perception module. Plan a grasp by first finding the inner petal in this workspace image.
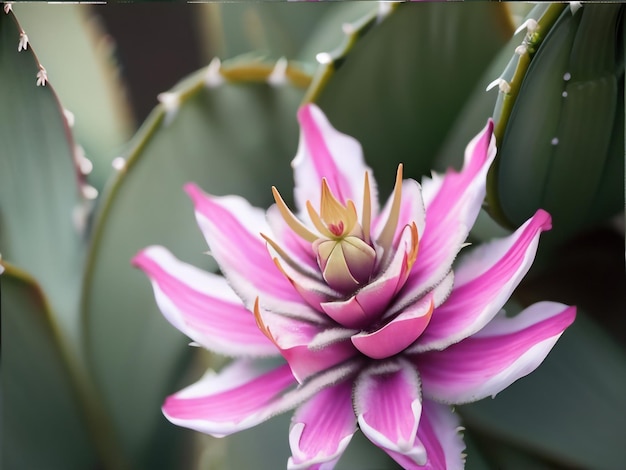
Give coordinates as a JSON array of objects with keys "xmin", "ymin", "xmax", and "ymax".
[{"xmin": 351, "ymin": 295, "xmax": 434, "ymax": 359}]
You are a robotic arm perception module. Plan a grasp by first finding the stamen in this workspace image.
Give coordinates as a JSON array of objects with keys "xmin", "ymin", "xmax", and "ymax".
[
  {"xmin": 406, "ymin": 222, "xmax": 419, "ymax": 272},
  {"xmin": 272, "ymin": 187, "xmax": 318, "ymax": 243},
  {"xmin": 306, "ymin": 201, "xmax": 334, "ymax": 238},
  {"xmin": 376, "ymin": 164, "xmax": 404, "ymax": 255},
  {"xmin": 261, "ymin": 232, "xmax": 311, "ymax": 276},
  {"xmin": 253, "ymin": 298, "xmax": 277, "ymax": 345},
  {"xmin": 362, "ymin": 172, "xmax": 372, "ymax": 244},
  {"xmin": 320, "ymin": 178, "xmax": 350, "ymax": 229}
]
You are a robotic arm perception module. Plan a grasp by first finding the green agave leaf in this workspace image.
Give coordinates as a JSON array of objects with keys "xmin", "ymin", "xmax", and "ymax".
[
  {"xmin": 1, "ymin": 264, "xmax": 96, "ymax": 469},
  {"xmin": 296, "ymin": 2, "xmax": 379, "ymax": 65},
  {"xmin": 82, "ymin": 60, "xmax": 311, "ymax": 466},
  {"xmin": 0, "ymin": 10, "xmax": 86, "ymax": 352},
  {"xmin": 199, "ymin": 2, "xmax": 336, "ymax": 67},
  {"xmin": 308, "ymin": 2, "xmax": 514, "ymax": 194},
  {"xmin": 458, "ymin": 310, "xmax": 626, "ymax": 469},
  {"xmin": 489, "ymin": 4, "xmax": 624, "ymax": 240},
  {"xmin": 15, "ymin": 3, "xmax": 134, "ymax": 192}
]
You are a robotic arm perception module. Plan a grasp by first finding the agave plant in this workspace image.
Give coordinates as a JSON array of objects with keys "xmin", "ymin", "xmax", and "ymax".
[{"xmin": 1, "ymin": 2, "xmax": 624, "ymax": 469}]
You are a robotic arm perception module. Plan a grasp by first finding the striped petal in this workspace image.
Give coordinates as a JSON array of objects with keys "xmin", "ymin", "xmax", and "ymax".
[
  {"xmin": 185, "ymin": 183, "xmax": 310, "ymax": 318},
  {"xmin": 415, "ymin": 401, "xmax": 465, "ymax": 470},
  {"xmin": 399, "ymin": 120, "xmax": 496, "ymax": 307},
  {"xmin": 354, "ymin": 360, "xmax": 426, "ymax": 466},
  {"xmin": 385, "ymin": 401, "xmax": 464, "ymax": 470},
  {"xmin": 132, "ymin": 246, "xmax": 276, "ymax": 356},
  {"xmin": 351, "ymin": 295, "xmax": 434, "ymax": 360},
  {"xmin": 293, "ymin": 104, "xmax": 378, "ymax": 218},
  {"xmin": 411, "ymin": 209, "xmax": 552, "ymax": 352},
  {"xmin": 163, "ymin": 360, "xmax": 297, "ymax": 437},
  {"xmin": 288, "ymin": 380, "xmax": 356, "ymax": 470},
  {"xmin": 415, "ymin": 302, "xmax": 576, "ymax": 405}
]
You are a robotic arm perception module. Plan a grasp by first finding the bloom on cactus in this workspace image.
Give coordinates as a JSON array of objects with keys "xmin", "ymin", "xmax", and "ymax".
[{"xmin": 133, "ymin": 104, "xmax": 575, "ymax": 469}]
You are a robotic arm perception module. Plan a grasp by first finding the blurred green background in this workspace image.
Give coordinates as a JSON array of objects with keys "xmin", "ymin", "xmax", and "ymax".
[{"xmin": 1, "ymin": 3, "xmax": 624, "ymax": 469}]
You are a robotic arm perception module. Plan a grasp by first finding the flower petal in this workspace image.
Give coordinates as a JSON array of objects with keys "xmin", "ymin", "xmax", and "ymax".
[
  {"xmin": 372, "ymin": 179, "xmax": 426, "ymax": 251},
  {"xmin": 400, "ymin": 120, "xmax": 496, "ymax": 304},
  {"xmin": 288, "ymin": 380, "xmax": 357, "ymax": 470},
  {"xmin": 163, "ymin": 360, "xmax": 297, "ymax": 437},
  {"xmin": 293, "ymin": 104, "xmax": 378, "ymax": 217},
  {"xmin": 354, "ymin": 360, "xmax": 426, "ymax": 466},
  {"xmin": 255, "ymin": 306, "xmax": 359, "ymax": 383},
  {"xmin": 132, "ymin": 246, "xmax": 276, "ymax": 356},
  {"xmin": 351, "ymin": 295, "xmax": 434, "ymax": 360},
  {"xmin": 185, "ymin": 183, "xmax": 309, "ymax": 317},
  {"xmin": 415, "ymin": 401, "xmax": 465, "ymax": 470},
  {"xmin": 164, "ymin": 358, "xmax": 359, "ymax": 439},
  {"xmin": 412, "ymin": 209, "xmax": 552, "ymax": 352},
  {"xmin": 415, "ymin": 302, "xmax": 576, "ymax": 404}
]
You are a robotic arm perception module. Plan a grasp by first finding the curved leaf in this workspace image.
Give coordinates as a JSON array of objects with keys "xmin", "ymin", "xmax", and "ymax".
[
  {"xmin": 489, "ymin": 4, "xmax": 624, "ymax": 240},
  {"xmin": 0, "ymin": 9, "xmax": 87, "ymax": 352},
  {"xmin": 1, "ymin": 264, "xmax": 97, "ymax": 469}
]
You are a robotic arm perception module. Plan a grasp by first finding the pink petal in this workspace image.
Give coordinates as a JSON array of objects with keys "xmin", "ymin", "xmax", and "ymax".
[
  {"xmin": 384, "ymin": 400, "xmax": 464, "ymax": 470},
  {"xmin": 412, "ymin": 209, "xmax": 552, "ymax": 352},
  {"xmin": 372, "ymin": 179, "xmax": 426, "ymax": 250},
  {"xmin": 293, "ymin": 104, "xmax": 378, "ymax": 217},
  {"xmin": 415, "ymin": 302, "xmax": 576, "ymax": 405},
  {"xmin": 164, "ymin": 359, "xmax": 359, "ymax": 439},
  {"xmin": 416, "ymin": 401, "xmax": 465, "ymax": 470},
  {"xmin": 351, "ymin": 295, "xmax": 434, "ymax": 360},
  {"xmin": 185, "ymin": 183, "xmax": 309, "ymax": 317},
  {"xmin": 399, "ymin": 120, "xmax": 496, "ymax": 306},
  {"xmin": 163, "ymin": 360, "xmax": 297, "ymax": 437},
  {"xmin": 132, "ymin": 246, "xmax": 277, "ymax": 356},
  {"xmin": 354, "ymin": 360, "xmax": 426, "ymax": 466},
  {"xmin": 288, "ymin": 380, "xmax": 356, "ymax": 470},
  {"xmin": 256, "ymin": 307, "xmax": 359, "ymax": 383}
]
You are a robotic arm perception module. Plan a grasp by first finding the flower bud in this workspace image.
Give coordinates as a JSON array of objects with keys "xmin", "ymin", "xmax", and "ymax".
[{"xmin": 314, "ymin": 235, "xmax": 376, "ymax": 293}]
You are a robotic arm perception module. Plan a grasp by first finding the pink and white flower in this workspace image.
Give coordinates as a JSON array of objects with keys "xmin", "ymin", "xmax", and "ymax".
[{"xmin": 133, "ymin": 104, "xmax": 575, "ymax": 469}]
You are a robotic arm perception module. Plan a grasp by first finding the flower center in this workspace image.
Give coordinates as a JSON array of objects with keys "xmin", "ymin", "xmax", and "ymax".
[{"xmin": 268, "ymin": 165, "xmax": 408, "ymax": 298}]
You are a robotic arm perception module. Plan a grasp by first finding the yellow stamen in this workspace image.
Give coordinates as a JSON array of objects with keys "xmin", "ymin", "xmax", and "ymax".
[
  {"xmin": 405, "ymin": 222, "xmax": 419, "ymax": 272},
  {"xmin": 271, "ymin": 186, "xmax": 318, "ymax": 243},
  {"xmin": 306, "ymin": 201, "xmax": 334, "ymax": 238},
  {"xmin": 320, "ymin": 178, "xmax": 350, "ymax": 229},
  {"xmin": 260, "ymin": 232, "xmax": 311, "ymax": 276},
  {"xmin": 376, "ymin": 164, "xmax": 404, "ymax": 254},
  {"xmin": 253, "ymin": 298, "xmax": 277, "ymax": 346}
]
